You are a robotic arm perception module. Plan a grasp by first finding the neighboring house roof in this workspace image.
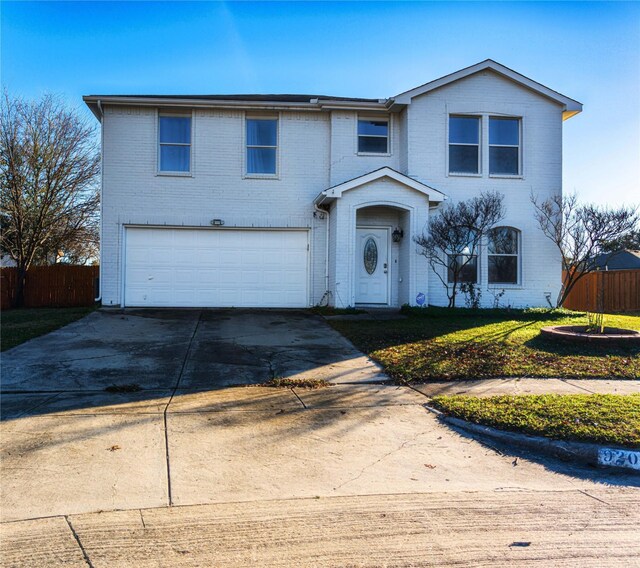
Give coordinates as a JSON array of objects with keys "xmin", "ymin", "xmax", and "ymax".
[
  {"xmin": 83, "ymin": 59, "xmax": 582, "ymax": 121},
  {"xmin": 0, "ymin": 255, "xmax": 16, "ymax": 268},
  {"xmin": 592, "ymin": 250, "xmax": 640, "ymax": 270},
  {"xmin": 391, "ymin": 59, "xmax": 582, "ymax": 120},
  {"xmin": 314, "ymin": 167, "xmax": 446, "ymax": 205}
]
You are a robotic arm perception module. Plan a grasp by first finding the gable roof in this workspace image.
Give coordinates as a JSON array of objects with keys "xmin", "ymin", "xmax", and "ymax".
[
  {"xmin": 84, "ymin": 59, "xmax": 582, "ymax": 121},
  {"xmin": 314, "ymin": 167, "xmax": 446, "ymax": 205},
  {"xmin": 390, "ymin": 59, "xmax": 582, "ymax": 120}
]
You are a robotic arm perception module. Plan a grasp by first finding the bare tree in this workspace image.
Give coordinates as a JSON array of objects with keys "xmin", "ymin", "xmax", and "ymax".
[
  {"xmin": 415, "ymin": 192, "xmax": 505, "ymax": 308},
  {"xmin": 600, "ymin": 229, "xmax": 640, "ymax": 254},
  {"xmin": 531, "ymin": 192, "xmax": 639, "ymax": 307},
  {"xmin": 0, "ymin": 92, "xmax": 100, "ymax": 306}
]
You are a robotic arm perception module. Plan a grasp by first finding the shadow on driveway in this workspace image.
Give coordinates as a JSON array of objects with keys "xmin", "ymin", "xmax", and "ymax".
[{"xmin": 1, "ymin": 308, "xmax": 387, "ymax": 421}]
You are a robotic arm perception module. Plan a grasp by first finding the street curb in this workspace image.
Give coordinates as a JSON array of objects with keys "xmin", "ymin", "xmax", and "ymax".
[{"xmin": 428, "ymin": 406, "xmax": 640, "ymax": 473}]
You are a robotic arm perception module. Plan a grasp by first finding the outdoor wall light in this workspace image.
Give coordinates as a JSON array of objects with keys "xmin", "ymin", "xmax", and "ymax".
[
  {"xmin": 392, "ymin": 227, "xmax": 404, "ymax": 243},
  {"xmin": 210, "ymin": 219, "xmax": 225, "ymax": 226}
]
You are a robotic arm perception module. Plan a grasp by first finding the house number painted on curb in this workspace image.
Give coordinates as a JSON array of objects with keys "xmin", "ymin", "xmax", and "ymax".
[{"xmin": 598, "ymin": 448, "xmax": 640, "ymax": 471}]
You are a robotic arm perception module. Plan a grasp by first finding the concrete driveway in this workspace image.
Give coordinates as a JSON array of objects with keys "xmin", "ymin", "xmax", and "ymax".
[
  {"xmin": 1, "ymin": 309, "xmax": 386, "ymax": 395},
  {"xmin": 2, "ymin": 309, "xmax": 639, "ymax": 566}
]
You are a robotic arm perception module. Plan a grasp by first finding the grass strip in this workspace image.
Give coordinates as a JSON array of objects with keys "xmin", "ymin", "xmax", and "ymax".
[
  {"xmin": 431, "ymin": 393, "xmax": 640, "ymax": 448},
  {"xmin": 1, "ymin": 307, "xmax": 95, "ymax": 351}
]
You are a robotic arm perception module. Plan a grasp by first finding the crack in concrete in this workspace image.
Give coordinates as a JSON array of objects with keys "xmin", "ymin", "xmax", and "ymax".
[
  {"xmin": 65, "ymin": 515, "xmax": 94, "ymax": 568},
  {"xmin": 333, "ymin": 431, "xmax": 428, "ymax": 491},
  {"xmin": 163, "ymin": 311, "xmax": 203, "ymax": 507},
  {"xmin": 578, "ymin": 489, "xmax": 613, "ymax": 507},
  {"xmin": 233, "ymin": 341, "xmax": 287, "ymax": 380},
  {"xmin": 561, "ymin": 379, "xmax": 596, "ymax": 394},
  {"xmin": 290, "ymin": 388, "xmax": 307, "ymax": 409},
  {"xmin": 13, "ymin": 392, "xmax": 62, "ymax": 419}
]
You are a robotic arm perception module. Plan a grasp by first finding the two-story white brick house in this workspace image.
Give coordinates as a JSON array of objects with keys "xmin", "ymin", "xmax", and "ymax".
[{"xmin": 84, "ymin": 60, "xmax": 582, "ymax": 309}]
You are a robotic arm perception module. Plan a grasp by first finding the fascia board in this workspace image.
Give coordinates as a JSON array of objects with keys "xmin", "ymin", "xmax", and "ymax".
[{"xmin": 393, "ymin": 60, "xmax": 583, "ymax": 118}]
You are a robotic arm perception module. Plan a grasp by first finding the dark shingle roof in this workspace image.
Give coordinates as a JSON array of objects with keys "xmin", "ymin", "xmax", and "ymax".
[{"xmin": 593, "ymin": 250, "xmax": 640, "ymax": 270}]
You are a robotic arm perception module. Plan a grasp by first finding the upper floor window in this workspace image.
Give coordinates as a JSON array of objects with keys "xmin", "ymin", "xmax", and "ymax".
[
  {"xmin": 489, "ymin": 118, "xmax": 520, "ymax": 175},
  {"xmin": 358, "ymin": 118, "xmax": 389, "ymax": 154},
  {"xmin": 159, "ymin": 114, "xmax": 191, "ymax": 173},
  {"xmin": 488, "ymin": 227, "xmax": 520, "ymax": 284},
  {"xmin": 246, "ymin": 118, "xmax": 277, "ymax": 175},
  {"xmin": 449, "ymin": 116, "xmax": 480, "ymax": 174}
]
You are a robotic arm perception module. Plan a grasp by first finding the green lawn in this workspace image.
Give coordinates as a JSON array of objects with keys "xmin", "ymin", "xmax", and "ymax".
[
  {"xmin": 330, "ymin": 308, "xmax": 640, "ymax": 381},
  {"xmin": 431, "ymin": 393, "xmax": 640, "ymax": 448},
  {"xmin": 1, "ymin": 307, "xmax": 95, "ymax": 351}
]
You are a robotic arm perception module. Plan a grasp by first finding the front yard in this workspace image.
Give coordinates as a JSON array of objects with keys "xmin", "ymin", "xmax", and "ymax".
[
  {"xmin": 431, "ymin": 393, "xmax": 640, "ymax": 448},
  {"xmin": 330, "ymin": 308, "xmax": 640, "ymax": 381},
  {"xmin": 1, "ymin": 307, "xmax": 95, "ymax": 351}
]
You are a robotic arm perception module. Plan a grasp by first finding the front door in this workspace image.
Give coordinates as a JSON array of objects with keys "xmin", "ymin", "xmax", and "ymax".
[{"xmin": 355, "ymin": 228, "xmax": 389, "ymax": 304}]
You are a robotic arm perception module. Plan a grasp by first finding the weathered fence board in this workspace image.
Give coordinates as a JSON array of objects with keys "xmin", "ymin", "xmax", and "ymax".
[
  {"xmin": 562, "ymin": 269, "xmax": 640, "ymax": 313},
  {"xmin": 1, "ymin": 265, "xmax": 99, "ymax": 309}
]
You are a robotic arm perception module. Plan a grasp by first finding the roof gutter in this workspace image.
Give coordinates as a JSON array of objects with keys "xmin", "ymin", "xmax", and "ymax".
[
  {"xmin": 83, "ymin": 96, "xmax": 391, "ymax": 114},
  {"xmin": 313, "ymin": 191, "xmax": 329, "ymax": 207}
]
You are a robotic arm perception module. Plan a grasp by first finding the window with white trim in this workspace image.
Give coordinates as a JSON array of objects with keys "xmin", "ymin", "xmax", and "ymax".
[
  {"xmin": 489, "ymin": 117, "xmax": 520, "ymax": 175},
  {"xmin": 449, "ymin": 116, "xmax": 480, "ymax": 174},
  {"xmin": 246, "ymin": 118, "xmax": 277, "ymax": 175},
  {"xmin": 488, "ymin": 227, "xmax": 520, "ymax": 284},
  {"xmin": 358, "ymin": 118, "xmax": 389, "ymax": 153},
  {"xmin": 447, "ymin": 232, "xmax": 478, "ymax": 284},
  {"xmin": 159, "ymin": 114, "xmax": 191, "ymax": 173}
]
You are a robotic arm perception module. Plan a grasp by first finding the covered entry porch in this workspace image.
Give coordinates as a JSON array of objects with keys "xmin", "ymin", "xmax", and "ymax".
[{"xmin": 314, "ymin": 167, "xmax": 445, "ymax": 308}]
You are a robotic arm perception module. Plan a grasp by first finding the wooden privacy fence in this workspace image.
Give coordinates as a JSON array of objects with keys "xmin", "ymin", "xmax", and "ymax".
[
  {"xmin": 562, "ymin": 269, "xmax": 640, "ymax": 313},
  {"xmin": 1, "ymin": 265, "xmax": 99, "ymax": 309}
]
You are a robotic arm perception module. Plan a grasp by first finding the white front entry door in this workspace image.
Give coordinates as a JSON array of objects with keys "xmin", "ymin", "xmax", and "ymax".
[{"xmin": 355, "ymin": 228, "xmax": 389, "ymax": 304}]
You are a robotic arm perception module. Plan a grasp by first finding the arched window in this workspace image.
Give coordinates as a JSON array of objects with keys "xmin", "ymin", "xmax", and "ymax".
[{"xmin": 488, "ymin": 227, "xmax": 520, "ymax": 285}]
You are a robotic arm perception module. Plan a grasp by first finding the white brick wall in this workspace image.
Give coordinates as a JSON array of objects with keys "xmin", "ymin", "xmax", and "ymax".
[
  {"xmin": 405, "ymin": 70, "xmax": 563, "ymax": 307},
  {"xmin": 101, "ymin": 107, "xmax": 331, "ymax": 306},
  {"xmin": 100, "ymin": 69, "xmax": 567, "ymax": 309},
  {"xmin": 329, "ymin": 111, "xmax": 401, "ymax": 186}
]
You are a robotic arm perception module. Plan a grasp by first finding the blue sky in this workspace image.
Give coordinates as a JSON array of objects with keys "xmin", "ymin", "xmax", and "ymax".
[{"xmin": 2, "ymin": 1, "xmax": 639, "ymax": 206}]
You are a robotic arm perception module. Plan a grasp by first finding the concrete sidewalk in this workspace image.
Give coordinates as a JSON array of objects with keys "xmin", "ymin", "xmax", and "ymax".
[
  {"xmin": 410, "ymin": 377, "xmax": 640, "ymax": 398},
  {"xmin": 2, "ymin": 384, "xmax": 638, "ymax": 524}
]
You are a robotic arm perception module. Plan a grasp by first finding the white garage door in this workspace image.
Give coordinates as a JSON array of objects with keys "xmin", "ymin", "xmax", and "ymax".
[{"xmin": 124, "ymin": 227, "xmax": 309, "ymax": 308}]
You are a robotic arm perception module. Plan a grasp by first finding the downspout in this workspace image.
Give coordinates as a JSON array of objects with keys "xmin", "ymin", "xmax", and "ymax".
[
  {"xmin": 94, "ymin": 99, "xmax": 104, "ymax": 303},
  {"xmin": 314, "ymin": 196, "xmax": 330, "ymax": 304}
]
